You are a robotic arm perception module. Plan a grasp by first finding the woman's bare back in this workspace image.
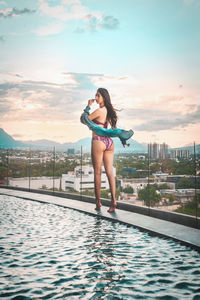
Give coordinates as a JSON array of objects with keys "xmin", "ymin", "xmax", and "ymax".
[{"xmin": 92, "ymin": 107, "xmax": 109, "ymax": 137}]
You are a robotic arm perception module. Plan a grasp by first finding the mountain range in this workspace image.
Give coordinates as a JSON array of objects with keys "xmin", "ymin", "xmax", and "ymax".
[
  {"xmin": 0, "ymin": 128, "xmax": 146, "ymax": 153},
  {"xmin": 0, "ymin": 128, "xmax": 199, "ymax": 154}
]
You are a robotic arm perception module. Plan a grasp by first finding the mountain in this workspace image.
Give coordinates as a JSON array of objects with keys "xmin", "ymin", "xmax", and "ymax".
[
  {"xmin": 0, "ymin": 128, "xmax": 146, "ymax": 153},
  {"xmin": 0, "ymin": 128, "xmax": 29, "ymax": 149},
  {"xmin": 0, "ymin": 128, "xmax": 199, "ymax": 154}
]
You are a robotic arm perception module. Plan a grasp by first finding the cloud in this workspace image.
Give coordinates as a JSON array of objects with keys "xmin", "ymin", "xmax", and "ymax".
[
  {"xmin": 36, "ymin": 0, "xmax": 119, "ymax": 35},
  {"xmin": 33, "ymin": 21, "xmax": 66, "ymax": 36},
  {"xmin": 0, "ymin": 73, "xmax": 97, "ymax": 123},
  {"xmin": 0, "ymin": 99, "xmax": 11, "ymax": 116},
  {"xmin": 74, "ymin": 27, "xmax": 85, "ymax": 34},
  {"xmin": 9, "ymin": 73, "xmax": 24, "ymax": 78},
  {"xmin": 75, "ymin": 14, "xmax": 120, "ymax": 33},
  {"xmin": 1, "ymin": 71, "xmax": 199, "ymax": 134},
  {"xmin": 12, "ymin": 133, "xmax": 24, "ymax": 138},
  {"xmin": 0, "ymin": 7, "xmax": 36, "ymax": 18},
  {"xmin": 84, "ymin": 14, "xmax": 120, "ymax": 32},
  {"xmin": 132, "ymin": 105, "xmax": 200, "ymax": 131},
  {"xmin": 38, "ymin": 0, "xmax": 93, "ymax": 21}
]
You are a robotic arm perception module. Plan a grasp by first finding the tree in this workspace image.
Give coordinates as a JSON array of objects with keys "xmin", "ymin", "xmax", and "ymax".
[
  {"xmin": 164, "ymin": 193, "xmax": 176, "ymax": 204},
  {"xmin": 176, "ymin": 177, "xmax": 194, "ymax": 189},
  {"xmin": 138, "ymin": 184, "xmax": 161, "ymax": 206},
  {"xmin": 101, "ymin": 189, "xmax": 109, "ymax": 198},
  {"xmin": 175, "ymin": 195, "xmax": 200, "ymax": 216},
  {"xmin": 123, "ymin": 186, "xmax": 134, "ymax": 194},
  {"xmin": 157, "ymin": 183, "xmax": 169, "ymax": 190}
]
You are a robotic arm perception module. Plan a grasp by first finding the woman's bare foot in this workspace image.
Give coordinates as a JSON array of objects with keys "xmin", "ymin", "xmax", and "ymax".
[
  {"xmin": 107, "ymin": 201, "xmax": 117, "ymax": 213},
  {"xmin": 95, "ymin": 201, "xmax": 102, "ymax": 211}
]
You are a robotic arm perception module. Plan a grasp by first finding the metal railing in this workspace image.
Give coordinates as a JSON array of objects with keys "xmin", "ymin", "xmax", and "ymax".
[{"xmin": 0, "ymin": 142, "xmax": 199, "ymax": 228}]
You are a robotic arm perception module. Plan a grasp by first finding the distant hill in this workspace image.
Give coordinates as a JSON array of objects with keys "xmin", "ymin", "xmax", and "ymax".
[
  {"xmin": 0, "ymin": 128, "xmax": 199, "ymax": 154},
  {"xmin": 0, "ymin": 128, "xmax": 29, "ymax": 149},
  {"xmin": 0, "ymin": 128, "xmax": 146, "ymax": 153}
]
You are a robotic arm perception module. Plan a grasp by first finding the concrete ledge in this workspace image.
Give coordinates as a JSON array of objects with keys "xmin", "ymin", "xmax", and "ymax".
[
  {"xmin": 0, "ymin": 187, "xmax": 200, "ymax": 253},
  {"xmin": 0, "ymin": 185, "xmax": 199, "ymax": 229}
]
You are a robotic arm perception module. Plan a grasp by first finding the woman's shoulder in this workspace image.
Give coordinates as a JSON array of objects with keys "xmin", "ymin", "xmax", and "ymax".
[{"xmin": 100, "ymin": 106, "xmax": 107, "ymax": 112}]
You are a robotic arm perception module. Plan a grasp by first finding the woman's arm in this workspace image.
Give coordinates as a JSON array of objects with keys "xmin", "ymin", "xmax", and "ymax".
[
  {"xmin": 87, "ymin": 108, "xmax": 101, "ymax": 121},
  {"xmin": 80, "ymin": 105, "xmax": 100, "ymax": 121}
]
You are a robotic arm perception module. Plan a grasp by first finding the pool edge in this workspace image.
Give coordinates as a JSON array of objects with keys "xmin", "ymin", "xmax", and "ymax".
[{"xmin": 0, "ymin": 187, "xmax": 200, "ymax": 253}]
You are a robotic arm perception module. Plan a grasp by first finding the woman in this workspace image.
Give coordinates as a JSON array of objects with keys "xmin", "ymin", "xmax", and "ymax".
[{"xmin": 85, "ymin": 88, "xmax": 118, "ymax": 213}]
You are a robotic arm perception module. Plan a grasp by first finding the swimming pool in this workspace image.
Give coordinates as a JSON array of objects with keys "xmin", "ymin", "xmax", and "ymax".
[{"xmin": 0, "ymin": 194, "xmax": 200, "ymax": 299}]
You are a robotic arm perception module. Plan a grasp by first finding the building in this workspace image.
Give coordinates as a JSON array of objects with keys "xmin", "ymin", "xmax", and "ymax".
[
  {"xmin": 147, "ymin": 142, "xmax": 159, "ymax": 159},
  {"xmin": 138, "ymin": 155, "xmax": 145, "ymax": 160},
  {"xmin": 148, "ymin": 142, "xmax": 169, "ymax": 160},
  {"xmin": 148, "ymin": 143, "xmax": 153, "ymax": 159},
  {"xmin": 122, "ymin": 167, "xmax": 137, "ymax": 177},
  {"xmin": 67, "ymin": 148, "xmax": 75, "ymax": 155},
  {"xmin": 170, "ymin": 149, "xmax": 190, "ymax": 160},
  {"xmin": 160, "ymin": 143, "xmax": 168, "ymax": 159},
  {"xmin": 148, "ymin": 143, "xmax": 161, "ymax": 159},
  {"xmin": 160, "ymin": 188, "xmax": 200, "ymax": 204},
  {"xmin": 62, "ymin": 165, "xmax": 116, "ymax": 192},
  {"xmin": 119, "ymin": 177, "xmax": 154, "ymax": 195},
  {"xmin": 153, "ymin": 143, "xmax": 159, "ymax": 159},
  {"xmin": 166, "ymin": 175, "xmax": 200, "ymax": 188}
]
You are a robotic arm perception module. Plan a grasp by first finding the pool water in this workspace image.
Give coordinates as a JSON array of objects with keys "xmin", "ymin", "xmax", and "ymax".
[{"xmin": 0, "ymin": 194, "xmax": 200, "ymax": 299}]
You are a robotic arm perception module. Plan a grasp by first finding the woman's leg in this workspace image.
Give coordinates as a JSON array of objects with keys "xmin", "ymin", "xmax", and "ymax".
[
  {"xmin": 103, "ymin": 142, "xmax": 117, "ymax": 212},
  {"xmin": 91, "ymin": 139, "xmax": 106, "ymax": 209}
]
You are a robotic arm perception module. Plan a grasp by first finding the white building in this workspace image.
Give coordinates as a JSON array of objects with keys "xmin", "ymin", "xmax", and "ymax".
[
  {"xmin": 62, "ymin": 165, "xmax": 116, "ymax": 192},
  {"xmin": 170, "ymin": 149, "xmax": 190, "ymax": 160},
  {"xmin": 160, "ymin": 188, "xmax": 200, "ymax": 203},
  {"xmin": 120, "ymin": 178, "xmax": 152, "ymax": 195}
]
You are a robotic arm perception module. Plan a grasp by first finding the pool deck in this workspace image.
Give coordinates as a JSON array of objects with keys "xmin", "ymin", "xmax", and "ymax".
[{"xmin": 0, "ymin": 188, "xmax": 200, "ymax": 252}]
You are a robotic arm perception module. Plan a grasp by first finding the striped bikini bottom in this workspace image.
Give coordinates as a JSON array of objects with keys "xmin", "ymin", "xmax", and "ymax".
[{"xmin": 92, "ymin": 135, "xmax": 113, "ymax": 150}]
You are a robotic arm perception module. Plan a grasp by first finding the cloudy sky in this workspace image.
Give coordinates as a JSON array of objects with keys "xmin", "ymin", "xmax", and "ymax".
[{"xmin": 0, "ymin": 0, "xmax": 200, "ymax": 148}]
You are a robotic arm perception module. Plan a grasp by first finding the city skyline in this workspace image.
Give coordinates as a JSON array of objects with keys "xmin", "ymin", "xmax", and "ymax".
[{"xmin": 0, "ymin": 0, "xmax": 200, "ymax": 148}]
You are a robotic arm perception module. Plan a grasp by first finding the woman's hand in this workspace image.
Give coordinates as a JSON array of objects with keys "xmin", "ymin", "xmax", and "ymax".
[{"xmin": 88, "ymin": 99, "xmax": 95, "ymax": 106}]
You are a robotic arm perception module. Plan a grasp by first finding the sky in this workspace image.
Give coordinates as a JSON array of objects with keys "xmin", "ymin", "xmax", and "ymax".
[{"xmin": 0, "ymin": 0, "xmax": 200, "ymax": 148}]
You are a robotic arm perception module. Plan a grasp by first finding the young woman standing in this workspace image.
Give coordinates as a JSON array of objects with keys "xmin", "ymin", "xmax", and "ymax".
[{"xmin": 85, "ymin": 88, "xmax": 118, "ymax": 212}]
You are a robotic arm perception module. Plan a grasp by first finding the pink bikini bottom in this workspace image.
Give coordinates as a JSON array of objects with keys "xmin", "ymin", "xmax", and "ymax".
[{"xmin": 92, "ymin": 135, "xmax": 113, "ymax": 150}]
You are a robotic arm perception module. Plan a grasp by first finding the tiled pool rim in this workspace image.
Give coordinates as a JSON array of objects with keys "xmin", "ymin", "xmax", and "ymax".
[{"xmin": 0, "ymin": 186, "xmax": 200, "ymax": 252}]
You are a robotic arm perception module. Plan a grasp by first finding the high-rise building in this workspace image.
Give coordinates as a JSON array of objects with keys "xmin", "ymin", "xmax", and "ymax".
[
  {"xmin": 153, "ymin": 143, "xmax": 159, "ymax": 159},
  {"xmin": 148, "ymin": 142, "xmax": 169, "ymax": 159},
  {"xmin": 160, "ymin": 143, "xmax": 168, "ymax": 159},
  {"xmin": 170, "ymin": 150, "xmax": 176, "ymax": 159},
  {"xmin": 148, "ymin": 143, "xmax": 153, "ymax": 158}
]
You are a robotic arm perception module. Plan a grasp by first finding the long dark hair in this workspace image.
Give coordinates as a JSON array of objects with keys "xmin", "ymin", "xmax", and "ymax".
[{"xmin": 97, "ymin": 88, "xmax": 118, "ymax": 128}]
